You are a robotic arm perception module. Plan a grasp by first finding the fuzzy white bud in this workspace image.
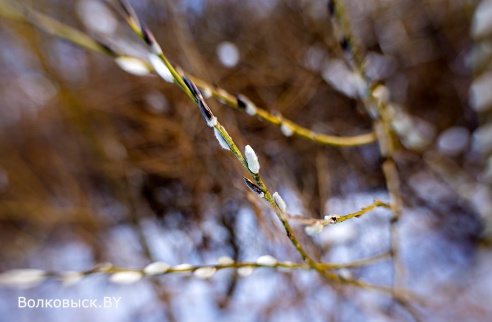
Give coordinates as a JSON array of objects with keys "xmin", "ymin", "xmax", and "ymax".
[
  {"xmin": 148, "ymin": 54, "xmax": 174, "ymax": 83},
  {"xmin": 305, "ymin": 222, "xmax": 324, "ymax": 235},
  {"xmin": 144, "ymin": 262, "xmax": 170, "ymax": 275},
  {"xmin": 217, "ymin": 256, "xmax": 234, "ymax": 265},
  {"xmin": 214, "ymin": 128, "xmax": 230, "ymax": 150},
  {"xmin": 173, "ymin": 263, "xmax": 192, "ymax": 271},
  {"xmin": 115, "ymin": 57, "xmax": 151, "ymax": 76},
  {"xmin": 338, "ymin": 268, "xmax": 352, "ymax": 280},
  {"xmin": 245, "ymin": 103, "xmax": 257, "ymax": 116},
  {"xmin": 245, "ymin": 145, "xmax": 260, "ymax": 174},
  {"xmin": 193, "ymin": 267, "xmax": 216, "ymax": 279},
  {"xmin": 0, "ymin": 269, "xmax": 46, "ymax": 288},
  {"xmin": 272, "ymin": 192, "xmax": 287, "ymax": 212},
  {"xmin": 237, "ymin": 266, "xmax": 254, "ymax": 277},
  {"xmin": 256, "ymin": 255, "xmax": 277, "ymax": 267},
  {"xmin": 372, "ymin": 85, "xmax": 390, "ymax": 104},
  {"xmin": 201, "ymin": 87, "xmax": 212, "ymax": 99},
  {"xmin": 281, "ymin": 123, "xmax": 294, "ymax": 137},
  {"xmin": 236, "ymin": 94, "xmax": 257, "ymax": 115},
  {"xmin": 236, "ymin": 94, "xmax": 256, "ymax": 116},
  {"xmin": 109, "ymin": 271, "xmax": 143, "ymax": 284}
]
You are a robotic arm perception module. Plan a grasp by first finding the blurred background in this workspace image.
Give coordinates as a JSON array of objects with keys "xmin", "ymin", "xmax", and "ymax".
[{"xmin": 0, "ymin": 0, "xmax": 491, "ymax": 321}]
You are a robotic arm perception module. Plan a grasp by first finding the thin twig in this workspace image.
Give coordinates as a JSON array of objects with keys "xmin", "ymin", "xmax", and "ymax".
[
  {"xmin": 286, "ymin": 199, "xmax": 390, "ymax": 226},
  {"xmin": 328, "ymin": 0, "xmax": 410, "ymax": 316}
]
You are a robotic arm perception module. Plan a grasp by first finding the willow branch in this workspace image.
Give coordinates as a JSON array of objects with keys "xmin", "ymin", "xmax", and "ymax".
[{"xmin": 0, "ymin": 0, "xmax": 376, "ymax": 147}]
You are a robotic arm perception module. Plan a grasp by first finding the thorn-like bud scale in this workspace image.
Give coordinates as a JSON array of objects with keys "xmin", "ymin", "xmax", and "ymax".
[{"xmin": 243, "ymin": 177, "xmax": 264, "ymax": 198}]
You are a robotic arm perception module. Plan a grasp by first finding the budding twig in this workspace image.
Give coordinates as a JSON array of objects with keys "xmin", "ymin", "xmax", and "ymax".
[
  {"xmin": 328, "ymin": 1, "xmax": 411, "ymax": 315},
  {"xmin": 0, "ymin": 253, "xmax": 401, "ymax": 290},
  {"xmin": 0, "ymin": 0, "xmax": 376, "ymax": 148}
]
